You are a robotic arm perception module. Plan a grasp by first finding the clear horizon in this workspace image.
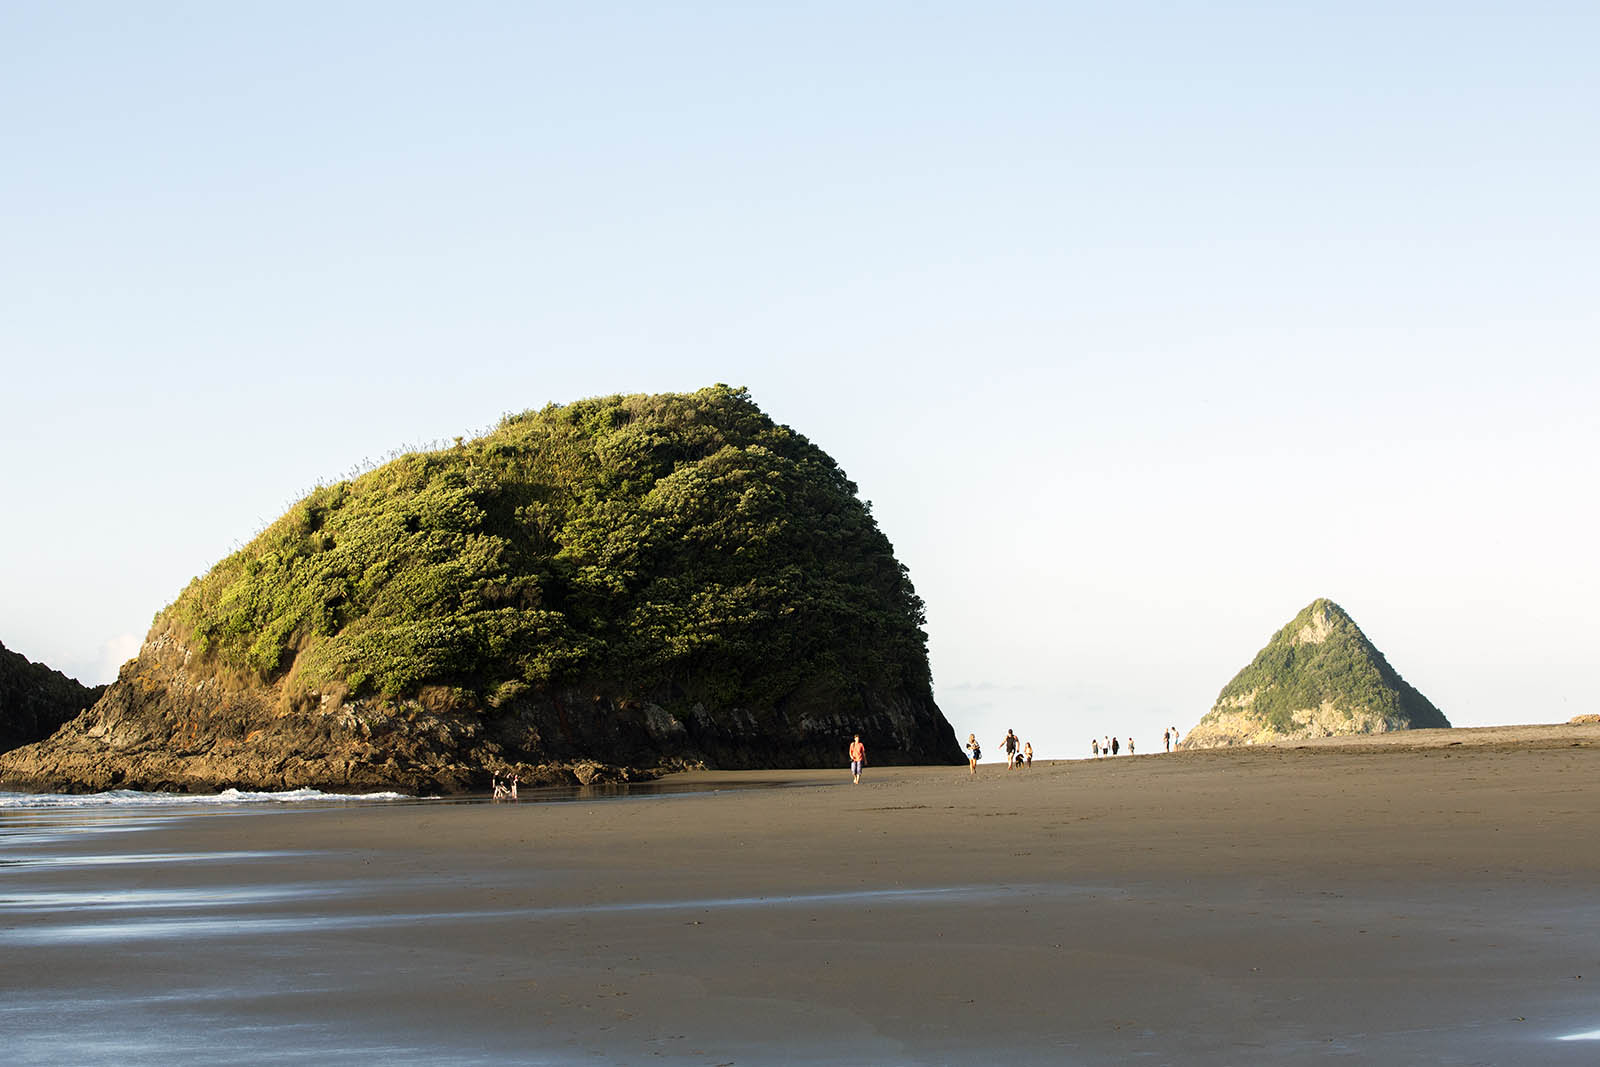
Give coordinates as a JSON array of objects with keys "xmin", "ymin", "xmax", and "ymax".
[{"xmin": 5, "ymin": 3, "xmax": 1596, "ymax": 759}]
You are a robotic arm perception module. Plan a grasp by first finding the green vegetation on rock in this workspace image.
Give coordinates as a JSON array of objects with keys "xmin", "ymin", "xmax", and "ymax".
[
  {"xmin": 1, "ymin": 385, "xmax": 959, "ymax": 793},
  {"xmin": 166, "ymin": 385, "xmax": 932, "ymax": 720},
  {"xmin": 1188, "ymin": 598, "xmax": 1448, "ymax": 747},
  {"xmin": 0, "ymin": 640, "xmax": 104, "ymax": 754}
]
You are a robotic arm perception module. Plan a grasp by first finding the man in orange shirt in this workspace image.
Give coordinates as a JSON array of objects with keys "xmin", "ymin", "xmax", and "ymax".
[{"xmin": 849, "ymin": 735, "xmax": 866, "ymax": 784}]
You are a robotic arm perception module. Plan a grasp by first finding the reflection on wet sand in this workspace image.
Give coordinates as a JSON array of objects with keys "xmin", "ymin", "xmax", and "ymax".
[{"xmin": 6, "ymin": 754, "xmax": 1600, "ymax": 1065}]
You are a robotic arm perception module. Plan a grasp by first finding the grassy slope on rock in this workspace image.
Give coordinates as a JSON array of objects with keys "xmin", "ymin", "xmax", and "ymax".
[
  {"xmin": 163, "ymin": 386, "xmax": 932, "ymax": 724},
  {"xmin": 1211, "ymin": 599, "xmax": 1448, "ymax": 733}
]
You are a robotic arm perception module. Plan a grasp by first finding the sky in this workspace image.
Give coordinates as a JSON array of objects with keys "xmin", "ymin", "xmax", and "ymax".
[{"xmin": 4, "ymin": 2, "xmax": 1596, "ymax": 759}]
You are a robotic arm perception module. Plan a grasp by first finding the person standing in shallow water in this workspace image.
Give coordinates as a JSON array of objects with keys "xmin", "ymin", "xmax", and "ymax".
[{"xmin": 849, "ymin": 734, "xmax": 866, "ymax": 784}]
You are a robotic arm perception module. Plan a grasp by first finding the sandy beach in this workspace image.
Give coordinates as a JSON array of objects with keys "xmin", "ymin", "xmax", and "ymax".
[{"xmin": 5, "ymin": 723, "xmax": 1599, "ymax": 1065}]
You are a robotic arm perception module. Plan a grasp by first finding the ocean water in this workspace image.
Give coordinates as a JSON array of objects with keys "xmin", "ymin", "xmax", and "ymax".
[
  {"xmin": 0, "ymin": 779, "xmax": 855, "ymax": 1065},
  {"xmin": 7, "ymin": 785, "xmax": 1599, "ymax": 1064},
  {"xmin": 0, "ymin": 785, "xmax": 930, "ymax": 1066},
  {"xmin": 0, "ymin": 787, "xmax": 581, "ymax": 1065},
  {"xmin": 0, "ymin": 787, "xmax": 415, "ymax": 810}
]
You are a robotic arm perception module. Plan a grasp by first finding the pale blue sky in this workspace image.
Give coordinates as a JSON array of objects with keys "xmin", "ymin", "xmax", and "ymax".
[{"xmin": 4, "ymin": 3, "xmax": 1596, "ymax": 758}]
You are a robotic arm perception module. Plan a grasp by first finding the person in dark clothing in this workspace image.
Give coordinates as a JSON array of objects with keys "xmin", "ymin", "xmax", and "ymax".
[{"xmin": 999, "ymin": 729, "xmax": 1020, "ymax": 769}]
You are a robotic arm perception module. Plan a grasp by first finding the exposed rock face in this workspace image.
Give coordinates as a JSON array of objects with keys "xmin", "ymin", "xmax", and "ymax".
[
  {"xmin": 1, "ymin": 387, "xmax": 962, "ymax": 793},
  {"xmin": 1182, "ymin": 599, "xmax": 1448, "ymax": 749},
  {"xmin": 0, "ymin": 640, "xmax": 105, "ymax": 755},
  {"xmin": 0, "ymin": 627, "xmax": 952, "ymax": 794}
]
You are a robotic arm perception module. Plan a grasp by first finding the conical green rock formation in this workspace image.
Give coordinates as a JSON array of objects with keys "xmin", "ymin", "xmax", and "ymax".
[
  {"xmin": 1183, "ymin": 598, "xmax": 1448, "ymax": 748},
  {"xmin": 1, "ymin": 386, "xmax": 961, "ymax": 793}
]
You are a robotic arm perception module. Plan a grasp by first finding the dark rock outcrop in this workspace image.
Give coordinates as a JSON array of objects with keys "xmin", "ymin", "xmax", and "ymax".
[
  {"xmin": 0, "ymin": 640, "xmax": 105, "ymax": 755},
  {"xmin": 0, "ymin": 627, "xmax": 956, "ymax": 794},
  {"xmin": 2, "ymin": 387, "xmax": 962, "ymax": 793},
  {"xmin": 1183, "ymin": 598, "xmax": 1448, "ymax": 748}
]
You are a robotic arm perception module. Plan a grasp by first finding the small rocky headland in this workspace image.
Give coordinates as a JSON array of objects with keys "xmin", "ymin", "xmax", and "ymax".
[
  {"xmin": 1182, "ymin": 598, "xmax": 1449, "ymax": 748},
  {"xmin": 1, "ymin": 387, "xmax": 962, "ymax": 794}
]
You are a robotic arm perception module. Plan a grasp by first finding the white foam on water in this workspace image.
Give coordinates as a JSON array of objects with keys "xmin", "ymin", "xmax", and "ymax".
[
  {"xmin": 1557, "ymin": 1029, "xmax": 1600, "ymax": 1041},
  {"xmin": 0, "ymin": 883, "xmax": 333, "ymax": 912},
  {"xmin": 0, "ymin": 788, "xmax": 412, "ymax": 810},
  {"xmin": 1, "ymin": 882, "xmax": 1046, "ymax": 945}
]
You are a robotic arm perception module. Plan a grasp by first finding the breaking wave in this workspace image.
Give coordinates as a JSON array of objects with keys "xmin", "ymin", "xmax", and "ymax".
[{"xmin": 0, "ymin": 788, "xmax": 413, "ymax": 810}]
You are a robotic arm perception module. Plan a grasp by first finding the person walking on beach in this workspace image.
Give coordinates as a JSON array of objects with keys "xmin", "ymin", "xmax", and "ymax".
[
  {"xmin": 1127, "ymin": 738, "xmax": 1134, "ymax": 755},
  {"xmin": 1163, "ymin": 728, "xmax": 1171, "ymax": 753},
  {"xmin": 1092, "ymin": 738, "xmax": 1099, "ymax": 757},
  {"xmin": 966, "ymin": 733, "xmax": 981, "ymax": 775},
  {"xmin": 1111, "ymin": 736, "xmax": 1119, "ymax": 756},
  {"xmin": 1000, "ymin": 729, "xmax": 1020, "ymax": 769},
  {"xmin": 849, "ymin": 734, "xmax": 866, "ymax": 784},
  {"xmin": 1023, "ymin": 742, "xmax": 1033, "ymax": 768}
]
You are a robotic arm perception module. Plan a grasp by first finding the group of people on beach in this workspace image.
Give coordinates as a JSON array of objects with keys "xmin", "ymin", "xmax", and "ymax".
[
  {"xmin": 493, "ymin": 721, "xmax": 1189, "ymax": 797},
  {"xmin": 850, "ymin": 729, "xmax": 1037, "ymax": 783},
  {"xmin": 1091, "ymin": 736, "xmax": 1128, "ymax": 756},
  {"xmin": 1091, "ymin": 726, "xmax": 1181, "ymax": 758},
  {"xmin": 959, "ymin": 728, "xmax": 1032, "ymax": 775},
  {"xmin": 842, "ymin": 723, "xmax": 1183, "ymax": 783}
]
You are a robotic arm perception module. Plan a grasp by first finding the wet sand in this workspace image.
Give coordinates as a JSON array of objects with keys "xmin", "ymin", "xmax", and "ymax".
[{"xmin": 5, "ymin": 724, "xmax": 1600, "ymax": 1064}]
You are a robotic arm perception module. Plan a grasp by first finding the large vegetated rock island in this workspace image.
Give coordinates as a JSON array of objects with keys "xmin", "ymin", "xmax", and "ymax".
[
  {"xmin": 1, "ymin": 386, "xmax": 963, "ymax": 794},
  {"xmin": 1182, "ymin": 598, "xmax": 1449, "ymax": 748},
  {"xmin": 0, "ymin": 640, "xmax": 105, "ymax": 755}
]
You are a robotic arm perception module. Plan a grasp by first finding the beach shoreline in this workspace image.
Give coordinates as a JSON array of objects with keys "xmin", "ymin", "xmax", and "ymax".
[{"xmin": 5, "ymin": 727, "xmax": 1599, "ymax": 1064}]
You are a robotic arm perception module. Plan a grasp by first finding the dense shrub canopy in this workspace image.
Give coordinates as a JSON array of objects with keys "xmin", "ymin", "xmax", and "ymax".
[{"xmin": 167, "ymin": 386, "xmax": 931, "ymax": 714}]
